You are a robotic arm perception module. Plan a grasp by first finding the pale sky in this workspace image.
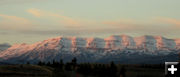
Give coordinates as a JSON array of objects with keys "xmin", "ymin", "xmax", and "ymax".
[{"xmin": 0, "ymin": 0, "xmax": 180, "ymax": 44}]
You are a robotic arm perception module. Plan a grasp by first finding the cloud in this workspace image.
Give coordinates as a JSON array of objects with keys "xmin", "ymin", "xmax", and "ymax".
[
  {"xmin": 27, "ymin": 8, "xmax": 43, "ymax": 17},
  {"xmin": 27, "ymin": 8, "xmax": 83, "ymax": 27},
  {"xmin": 155, "ymin": 17, "xmax": 180, "ymax": 27},
  {"xmin": 102, "ymin": 19, "xmax": 140, "ymax": 30},
  {"xmin": 15, "ymin": 24, "xmax": 179, "ymax": 39},
  {"xmin": 50, "ymin": 13, "xmax": 82, "ymax": 27},
  {"xmin": 0, "ymin": 14, "xmax": 31, "ymax": 30},
  {"xmin": 100, "ymin": 18, "xmax": 180, "ymax": 37},
  {"xmin": 102, "ymin": 17, "xmax": 180, "ymax": 31},
  {"xmin": 2, "ymin": 9, "xmax": 179, "ymax": 39},
  {"xmin": 0, "ymin": 14, "xmax": 29, "ymax": 22}
]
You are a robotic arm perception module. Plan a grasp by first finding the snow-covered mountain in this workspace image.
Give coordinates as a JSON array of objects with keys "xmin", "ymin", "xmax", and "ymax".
[{"xmin": 0, "ymin": 35, "xmax": 179, "ymax": 64}]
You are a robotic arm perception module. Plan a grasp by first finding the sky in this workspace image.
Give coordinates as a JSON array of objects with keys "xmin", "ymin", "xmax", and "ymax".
[{"xmin": 0, "ymin": 0, "xmax": 180, "ymax": 44}]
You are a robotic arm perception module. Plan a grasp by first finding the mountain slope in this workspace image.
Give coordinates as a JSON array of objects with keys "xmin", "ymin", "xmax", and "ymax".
[
  {"xmin": 0, "ymin": 35, "xmax": 179, "ymax": 64},
  {"xmin": 0, "ymin": 43, "xmax": 11, "ymax": 52}
]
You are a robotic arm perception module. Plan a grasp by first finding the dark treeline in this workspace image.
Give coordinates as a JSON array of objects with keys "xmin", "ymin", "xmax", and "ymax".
[
  {"xmin": 34, "ymin": 57, "xmax": 164, "ymax": 77},
  {"xmin": 35, "ymin": 57, "xmax": 127, "ymax": 77}
]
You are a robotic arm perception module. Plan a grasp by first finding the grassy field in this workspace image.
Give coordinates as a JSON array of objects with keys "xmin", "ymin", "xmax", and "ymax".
[
  {"xmin": 0, "ymin": 64, "xmax": 164, "ymax": 77},
  {"xmin": 0, "ymin": 65, "xmax": 52, "ymax": 77},
  {"xmin": 119, "ymin": 64, "xmax": 164, "ymax": 77}
]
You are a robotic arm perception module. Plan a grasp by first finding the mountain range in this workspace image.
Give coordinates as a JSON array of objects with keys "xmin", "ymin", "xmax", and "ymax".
[{"xmin": 0, "ymin": 35, "xmax": 179, "ymax": 64}]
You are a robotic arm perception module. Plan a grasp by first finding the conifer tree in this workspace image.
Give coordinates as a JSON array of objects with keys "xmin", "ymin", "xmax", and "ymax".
[{"xmin": 71, "ymin": 57, "xmax": 77, "ymax": 70}]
